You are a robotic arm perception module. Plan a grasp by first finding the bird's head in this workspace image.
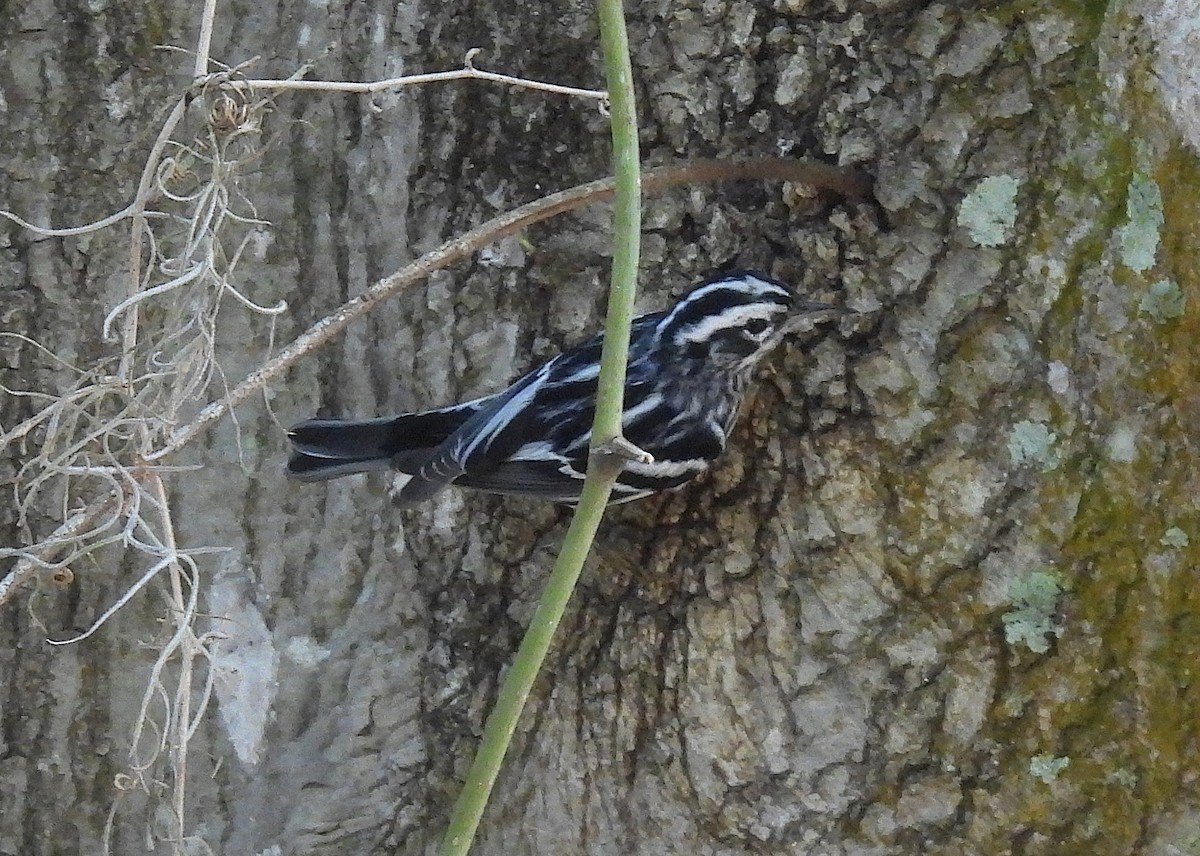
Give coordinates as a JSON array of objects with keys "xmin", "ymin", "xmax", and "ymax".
[{"xmin": 657, "ymin": 271, "xmax": 840, "ymax": 371}]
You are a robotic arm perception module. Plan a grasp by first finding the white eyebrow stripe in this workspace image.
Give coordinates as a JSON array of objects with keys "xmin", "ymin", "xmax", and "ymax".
[
  {"xmin": 674, "ymin": 303, "xmax": 782, "ymax": 344},
  {"xmin": 656, "ymin": 276, "xmax": 790, "ymax": 333},
  {"xmin": 681, "ymin": 277, "xmax": 789, "ymax": 307}
]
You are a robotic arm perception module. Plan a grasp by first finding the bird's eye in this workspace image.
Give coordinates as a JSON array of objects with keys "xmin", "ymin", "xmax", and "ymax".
[{"xmin": 744, "ymin": 319, "xmax": 770, "ymax": 336}]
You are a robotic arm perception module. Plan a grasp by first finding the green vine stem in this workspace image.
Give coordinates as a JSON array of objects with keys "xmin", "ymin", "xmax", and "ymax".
[{"xmin": 435, "ymin": 0, "xmax": 642, "ymax": 853}]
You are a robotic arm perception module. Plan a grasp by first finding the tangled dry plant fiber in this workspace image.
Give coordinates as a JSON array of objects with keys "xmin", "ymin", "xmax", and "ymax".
[
  {"xmin": 2, "ymin": 58, "xmax": 289, "ymax": 855},
  {"xmin": 0, "ymin": 36, "xmax": 616, "ymax": 855}
]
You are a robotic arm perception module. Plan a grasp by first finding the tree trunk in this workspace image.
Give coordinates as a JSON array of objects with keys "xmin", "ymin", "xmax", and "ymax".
[{"xmin": 3, "ymin": 1, "xmax": 1199, "ymax": 854}]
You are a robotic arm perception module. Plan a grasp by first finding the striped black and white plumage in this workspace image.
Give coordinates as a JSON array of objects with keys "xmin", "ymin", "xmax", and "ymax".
[{"xmin": 286, "ymin": 271, "xmax": 839, "ymax": 506}]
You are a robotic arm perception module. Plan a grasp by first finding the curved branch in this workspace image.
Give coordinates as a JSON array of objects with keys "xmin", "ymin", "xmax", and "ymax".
[
  {"xmin": 1, "ymin": 157, "xmax": 870, "ymax": 606},
  {"xmin": 147, "ymin": 157, "xmax": 872, "ymax": 459}
]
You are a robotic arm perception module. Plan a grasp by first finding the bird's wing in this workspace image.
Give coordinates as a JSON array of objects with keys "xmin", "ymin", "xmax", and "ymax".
[
  {"xmin": 287, "ymin": 399, "xmax": 487, "ymax": 462},
  {"xmin": 452, "ymin": 461, "xmax": 662, "ymax": 506},
  {"xmin": 395, "ymin": 364, "xmax": 551, "ymax": 505},
  {"xmin": 383, "ymin": 397, "xmax": 493, "ymax": 473},
  {"xmin": 443, "ymin": 387, "xmax": 724, "ymax": 504},
  {"xmin": 452, "ymin": 458, "xmax": 585, "ymax": 502}
]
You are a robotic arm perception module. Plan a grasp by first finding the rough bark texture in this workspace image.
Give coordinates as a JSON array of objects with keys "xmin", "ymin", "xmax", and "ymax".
[{"xmin": 3, "ymin": 1, "xmax": 1200, "ymax": 855}]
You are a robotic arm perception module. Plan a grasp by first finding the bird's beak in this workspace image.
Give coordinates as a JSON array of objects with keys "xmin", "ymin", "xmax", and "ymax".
[{"xmin": 784, "ymin": 301, "xmax": 845, "ymax": 333}]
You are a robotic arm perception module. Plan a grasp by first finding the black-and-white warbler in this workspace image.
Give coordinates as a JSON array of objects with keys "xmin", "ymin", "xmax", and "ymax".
[{"xmin": 287, "ymin": 270, "xmax": 840, "ymax": 505}]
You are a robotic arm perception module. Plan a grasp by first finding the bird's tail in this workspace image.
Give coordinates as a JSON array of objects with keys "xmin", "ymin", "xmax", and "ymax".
[
  {"xmin": 285, "ymin": 401, "xmax": 480, "ymax": 483},
  {"xmin": 286, "ymin": 417, "xmax": 404, "ymax": 482}
]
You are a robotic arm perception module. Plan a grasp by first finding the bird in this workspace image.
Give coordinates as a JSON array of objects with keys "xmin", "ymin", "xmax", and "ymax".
[{"xmin": 286, "ymin": 270, "xmax": 841, "ymax": 506}]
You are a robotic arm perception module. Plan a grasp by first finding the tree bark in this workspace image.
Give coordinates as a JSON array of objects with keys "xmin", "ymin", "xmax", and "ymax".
[{"xmin": 3, "ymin": 1, "xmax": 1199, "ymax": 855}]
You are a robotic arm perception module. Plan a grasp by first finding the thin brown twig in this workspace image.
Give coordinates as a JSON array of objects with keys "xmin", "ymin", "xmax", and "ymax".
[
  {"xmin": 237, "ymin": 47, "xmax": 606, "ymax": 101},
  {"xmin": 238, "ymin": 67, "xmax": 606, "ymax": 100}
]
